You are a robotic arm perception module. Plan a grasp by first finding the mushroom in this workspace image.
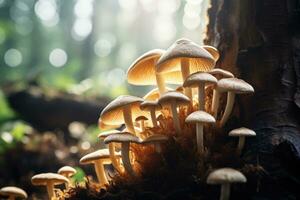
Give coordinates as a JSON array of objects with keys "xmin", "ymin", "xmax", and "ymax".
[
  {"xmin": 185, "ymin": 111, "xmax": 215, "ymax": 153},
  {"xmin": 100, "ymin": 95, "xmax": 145, "ymax": 134},
  {"xmin": 98, "ymin": 130, "xmax": 123, "ymax": 173},
  {"xmin": 0, "ymin": 186, "xmax": 27, "ymax": 200},
  {"xmin": 216, "ymin": 78, "xmax": 254, "ymax": 126},
  {"xmin": 229, "ymin": 127, "xmax": 256, "ymax": 156},
  {"xmin": 141, "ymin": 134, "xmax": 169, "ymax": 153},
  {"xmin": 207, "ymin": 168, "xmax": 247, "ymax": 200},
  {"xmin": 80, "ymin": 149, "xmax": 120, "ymax": 185},
  {"xmin": 143, "ymin": 87, "xmax": 171, "ymax": 101},
  {"xmin": 208, "ymin": 68, "xmax": 234, "ymax": 118},
  {"xmin": 135, "ymin": 116, "xmax": 148, "ymax": 131},
  {"xmin": 140, "ymin": 100, "xmax": 162, "ymax": 127},
  {"xmin": 158, "ymin": 91, "xmax": 191, "ymax": 135},
  {"xmin": 156, "ymin": 38, "xmax": 215, "ymax": 99},
  {"xmin": 183, "ymin": 72, "xmax": 217, "ymax": 110},
  {"xmin": 104, "ymin": 132, "xmax": 141, "ymax": 176},
  {"xmin": 57, "ymin": 166, "xmax": 76, "ymax": 188},
  {"xmin": 31, "ymin": 173, "xmax": 69, "ymax": 200},
  {"xmin": 202, "ymin": 45, "xmax": 220, "ymax": 61}
]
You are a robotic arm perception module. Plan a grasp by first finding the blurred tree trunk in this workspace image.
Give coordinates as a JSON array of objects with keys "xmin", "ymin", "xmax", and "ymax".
[{"xmin": 206, "ymin": 0, "xmax": 300, "ymax": 197}]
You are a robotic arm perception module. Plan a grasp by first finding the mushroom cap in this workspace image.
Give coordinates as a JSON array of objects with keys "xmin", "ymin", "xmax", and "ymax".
[
  {"xmin": 100, "ymin": 95, "xmax": 145, "ymax": 125},
  {"xmin": 208, "ymin": 68, "xmax": 234, "ymax": 79},
  {"xmin": 158, "ymin": 91, "xmax": 191, "ymax": 107},
  {"xmin": 142, "ymin": 87, "xmax": 173, "ymax": 101},
  {"xmin": 217, "ymin": 78, "xmax": 254, "ymax": 94},
  {"xmin": 98, "ymin": 119, "xmax": 120, "ymax": 130},
  {"xmin": 31, "ymin": 173, "xmax": 69, "ymax": 186},
  {"xmin": 0, "ymin": 186, "xmax": 27, "ymax": 199},
  {"xmin": 140, "ymin": 100, "xmax": 162, "ymax": 111},
  {"xmin": 207, "ymin": 168, "xmax": 247, "ymax": 184},
  {"xmin": 229, "ymin": 127, "xmax": 256, "ymax": 137},
  {"xmin": 135, "ymin": 115, "xmax": 148, "ymax": 122},
  {"xmin": 80, "ymin": 149, "xmax": 121, "ymax": 165},
  {"xmin": 104, "ymin": 132, "xmax": 142, "ymax": 144},
  {"xmin": 156, "ymin": 38, "xmax": 215, "ymax": 74},
  {"xmin": 183, "ymin": 72, "xmax": 218, "ymax": 88},
  {"xmin": 185, "ymin": 111, "xmax": 216, "ymax": 124},
  {"xmin": 58, "ymin": 166, "xmax": 77, "ymax": 175},
  {"xmin": 202, "ymin": 45, "xmax": 220, "ymax": 61},
  {"xmin": 98, "ymin": 129, "xmax": 121, "ymax": 139},
  {"xmin": 141, "ymin": 134, "xmax": 169, "ymax": 144}
]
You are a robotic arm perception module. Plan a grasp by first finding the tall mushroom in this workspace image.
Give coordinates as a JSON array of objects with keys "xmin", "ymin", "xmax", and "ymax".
[
  {"xmin": 100, "ymin": 95, "xmax": 145, "ymax": 134},
  {"xmin": 185, "ymin": 111, "xmax": 215, "ymax": 153},
  {"xmin": 31, "ymin": 173, "xmax": 69, "ymax": 200},
  {"xmin": 158, "ymin": 91, "xmax": 190, "ymax": 135},
  {"xmin": 208, "ymin": 68, "xmax": 234, "ymax": 118},
  {"xmin": 104, "ymin": 132, "xmax": 141, "ymax": 176},
  {"xmin": 57, "ymin": 166, "xmax": 76, "ymax": 189},
  {"xmin": 183, "ymin": 72, "xmax": 217, "ymax": 110},
  {"xmin": 207, "ymin": 168, "xmax": 247, "ymax": 200},
  {"xmin": 140, "ymin": 100, "xmax": 162, "ymax": 127},
  {"xmin": 229, "ymin": 127, "xmax": 256, "ymax": 156},
  {"xmin": 141, "ymin": 134, "xmax": 169, "ymax": 153},
  {"xmin": 156, "ymin": 38, "xmax": 215, "ymax": 99},
  {"xmin": 0, "ymin": 186, "xmax": 27, "ymax": 200},
  {"xmin": 216, "ymin": 78, "xmax": 254, "ymax": 126}
]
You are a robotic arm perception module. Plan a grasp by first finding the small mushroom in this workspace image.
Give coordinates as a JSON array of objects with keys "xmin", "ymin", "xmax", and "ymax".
[
  {"xmin": 203, "ymin": 45, "xmax": 220, "ymax": 61},
  {"xmin": 80, "ymin": 149, "xmax": 120, "ymax": 185},
  {"xmin": 140, "ymin": 100, "xmax": 162, "ymax": 127},
  {"xmin": 207, "ymin": 168, "xmax": 247, "ymax": 200},
  {"xmin": 135, "ymin": 116, "xmax": 148, "ymax": 131},
  {"xmin": 141, "ymin": 134, "xmax": 169, "ymax": 153},
  {"xmin": 216, "ymin": 78, "xmax": 254, "ymax": 126},
  {"xmin": 57, "ymin": 166, "xmax": 76, "ymax": 188},
  {"xmin": 185, "ymin": 111, "xmax": 215, "ymax": 153},
  {"xmin": 158, "ymin": 91, "xmax": 191, "ymax": 135},
  {"xmin": 0, "ymin": 186, "xmax": 27, "ymax": 200},
  {"xmin": 104, "ymin": 132, "xmax": 141, "ymax": 176},
  {"xmin": 183, "ymin": 72, "xmax": 217, "ymax": 110},
  {"xmin": 100, "ymin": 95, "xmax": 145, "ymax": 134},
  {"xmin": 208, "ymin": 68, "xmax": 234, "ymax": 118},
  {"xmin": 31, "ymin": 173, "xmax": 69, "ymax": 200},
  {"xmin": 229, "ymin": 127, "xmax": 256, "ymax": 156}
]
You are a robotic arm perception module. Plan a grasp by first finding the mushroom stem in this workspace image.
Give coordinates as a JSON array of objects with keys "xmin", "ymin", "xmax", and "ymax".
[
  {"xmin": 181, "ymin": 58, "xmax": 192, "ymax": 100},
  {"xmin": 220, "ymin": 183, "xmax": 231, "ymax": 200},
  {"xmin": 198, "ymin": 83, "xmax": 205, "ymax": 110},
  {"xmin": 170, "ymin": 102, "xmax": 181, "ymax": 135},
  {"xmin": 154, "ymin": 144, "xmax": 162, "ymax": 153},
  {"xmin": 46, "ymin": 182, "xmax": 55, "ymax": 200},
  {"xmin": 140, "ymin": 120, "xmax": 145, "ymax": 131},
  {"xmin": 121, "ymin": 143, "xmax": 135, "ymax": 176},
  {"xmin": 94, "ymin": 160, "xmax": 108, "ymax": 185},
  {"xmin": 211, "ymin": 90, "xmax": 220, "ymax": 118},
  {"xmin": 123, "ymin": 105, "xmax": 135, "ymax": 134},
  {"xmin": 150, "ymin": 110, "xmax": 158, "ymax": 127},
  {"xmin": 237, "ymin": 136, "xmax": 246, "ymax": 156},
  {"xmin": 220, "ymin": 92, "xmax": 235, "ymax": 126},
  {"xmin": 156, "ymin": 73, "xmax": 167, "ymax": 95},
  {"xmin": 196, "ymin": 123, "xmax": 204, "ymax": 153},
  {"xmin": 108, "ymin": 143, "xmax": 123, "ymax": 173}
]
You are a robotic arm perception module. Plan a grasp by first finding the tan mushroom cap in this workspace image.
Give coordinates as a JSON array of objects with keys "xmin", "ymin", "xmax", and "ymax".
[
  {"xmin": 31, "ymin": 173, "xmax": 69, "ymax": 186},
  {"xmin": 58, "ymin": 166, "xmax": 76, "ymax": 176},
  {"xmin": 135, "ymin": 116, "xmax": 148, "ymax": 122},
  {"xmin": 0, "ymin": 186, "xmax": 27, "ymax": 199},
  {"xmin": 140, "ymin": 100, "xmax": 162, "ymax": 111},
  {"xmin": 98, "ymin": 130, "xmax": 121, "ymax": 139},
  {"xmin": 207, "ymin": 168, "xmax": 247, "ymax": 184},
  {"xmin": 208, "ymin": 68, "xmax": 234, "ymax": 79},
  {"xmin": 143, "ymin": 87, "xmax": 173, "ymax": 101},
  {"xmin": 80, "ymin": 149, "xmax": 121, "ymax": 165},
  {"xmin": 203, "ymin": 45, "xmax": 220, "ymax": 61},
  {"xmin": 229, "ymin": 127, "xmax": 256, "ymax": 137},
  {"xmin": 217, "ymin": 78, "xmax": 254, "ymax": 94},
  {"xmin": 156, "ymin": 38, "xmax": 215, "ymax": 74},
  {"xmin": 141, "ymin": 134, "xmax": 169, "ymax": 144},
  {"xmin": 100, "ymin": 95, "xmax": 145, "ymax": 125},
  {"xmin": 185, "ymin": 111, "xmax": 216, "ymax": 124},
  {"xmin": 158, "ymin": 91, "xmax": 191, "ymax": 107},
  {"xmin": 183, "ymin": 72, "xmax": 218, "ymax": 88},
  {"xmin": 104, "ymin": 132, "xmax": 141, "ymax": 144},
  {"xmin": 98, "ymin": 119, "xmax": 120, "ymax": 130}
]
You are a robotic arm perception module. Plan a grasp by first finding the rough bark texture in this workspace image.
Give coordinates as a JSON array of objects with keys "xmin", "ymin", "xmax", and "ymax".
[{"xmin": 206, "ymin": 0, "xmax": 300, "ymax": 198}]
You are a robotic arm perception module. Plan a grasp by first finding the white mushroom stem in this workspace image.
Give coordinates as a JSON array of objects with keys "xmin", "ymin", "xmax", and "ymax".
[
  {"xmin": 94, "ymin": 160, "xmax": 108, "ymax": 185},
  {"xmin": 196, "ymin": 123, "xmax": 204, "ymax": 153},
  {"xmin": 46, "ymin": 181, "xmax": 55, "ymax": 200},
  {"xmin": 237, "ymin": 136, "xmax": 246, "ymax": 156},
  {"xmin": 170, "ymin": 101, "xmax": 181, "ymax": 135},
  {"xmin": 121, "ymin": 143, "xmax": 135, "ymax": 176},
  {"xmin": 181, "ymin": 58, "xmax": 192, "ymax": 100},
  {"xmin": 211, "ymin": 90, "xmax": 220, "ymax": 118},
  {"xmin": 156, "ymin": 73, "xmax": 167, "ymax": 95},
  {"xmin": 220, "ymin": 92, "xmax": 235, "ymax": 126},
  {"xmin": 108, "ymin": 143, "xmax": 123, "ymax": 173},
  {"xmin": 220, "ymin": 183, "xmax": 231, "ymax": 200},
  {"xmin": 197, "ymin": 83, "xmax": 205, "ymax": 110},
  {"xmin": 123, "ymin": 105, "xmax": 135, "ymax": 134}
]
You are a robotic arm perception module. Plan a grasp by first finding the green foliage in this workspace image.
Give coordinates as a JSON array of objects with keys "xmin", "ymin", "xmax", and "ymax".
[{"xmin": 72, "ymin": 167, "xmax": 86, "ymax": 184}]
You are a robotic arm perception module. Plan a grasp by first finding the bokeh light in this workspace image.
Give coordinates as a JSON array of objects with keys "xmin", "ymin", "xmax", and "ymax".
[
  {"xmin": 49, "ymin": 48, "xmax": 68, "ymax": 67},
  {"xmin": 4, "ymin": 48, "xmax": 23, "ymax": 67}
]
